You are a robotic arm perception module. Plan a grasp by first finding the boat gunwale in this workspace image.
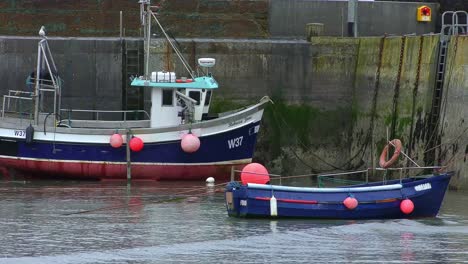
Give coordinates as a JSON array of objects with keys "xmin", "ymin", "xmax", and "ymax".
[
  {"xmin": 247, "ymin": 182, "xmax": 403, "ymax": 193},
  {"xmin": 0, "ymin": 97, "xmax": 270, "ymax": 135},
  {"xmin": 245, "ymin": 172, "xmax": 453, "ymax": 193}
]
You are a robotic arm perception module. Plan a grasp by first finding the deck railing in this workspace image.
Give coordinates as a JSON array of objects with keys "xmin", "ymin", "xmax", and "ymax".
[
  {"xmin": 59, "ymin": 108, "xmax": 151, "ymax": 121},
  {"xmin": 1, "ymin": 90, "xmax": 34, "ymax": 119},
  {"xmin": 232, "ymin": 166, "xmax": 444, "ymax": 187}
]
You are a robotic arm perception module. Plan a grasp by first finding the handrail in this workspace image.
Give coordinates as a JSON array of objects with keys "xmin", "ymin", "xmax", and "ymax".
[
  {"xmin": 232, "ymin": 166, "xmax": 443, "ymax": 187},
  {"xmin": 2, "ymin": 94, "xmax": 34, "ymax": 119},
  {"xmin": 59, "ymin": 108, "xmax": 151, "ymax": 121}
]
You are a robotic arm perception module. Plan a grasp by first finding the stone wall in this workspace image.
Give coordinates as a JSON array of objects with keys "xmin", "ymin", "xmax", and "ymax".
[
  {"xmin": 0, "ymin": 37, "xmax": 123, "ymax": 116},
  {"xmin": 440, "ymin": 36, "xmax": 468, "ymax": 189},
  {"xmin": 1, "ymin": 0, "xmax": 453, "ymax": 38},
  {"xmin": 0, "ymin": 0, "xmax": 268, "ymax": 38},
  {"xmin": 0, "ymin": 35, "xmax": 466, "ymax": 189}
]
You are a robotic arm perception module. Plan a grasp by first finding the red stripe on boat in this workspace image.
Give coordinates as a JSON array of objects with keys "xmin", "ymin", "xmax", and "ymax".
[
  {"xmin": 255, "ymin": 197, "xmax": 318, "ymax": 204},
  {"xmin": 278, "ymin": 198, "xmax": 318, "ymax": 204},
  {"xmin": 0, "ymin": 157, "xmax": 247, "ymax": 181}
]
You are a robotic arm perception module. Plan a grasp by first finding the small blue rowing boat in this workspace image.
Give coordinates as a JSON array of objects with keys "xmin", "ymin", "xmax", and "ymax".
[{"xmin": 225, "ymin": 169, "xmax": 453, "ymax": 219}]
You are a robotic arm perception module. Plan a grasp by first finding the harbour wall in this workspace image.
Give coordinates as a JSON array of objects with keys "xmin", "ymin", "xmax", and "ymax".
[
  {"xmin": 441, "ymin": 36, "xmax": 468, "ymax": 189},
  {"xmin": 0, "ymin": 37, "xmax": 125, "ymax": 116},
  {"xmin": 0, "ymin": 0, "xmax": 446, "ymax": 38},
  {"xmin": 0, "ymin": 35, "xmax": 466, "ymax": 189},
  {"xmin": 269, "ymin": 0, "xmax": 439, "ymax": 38}
]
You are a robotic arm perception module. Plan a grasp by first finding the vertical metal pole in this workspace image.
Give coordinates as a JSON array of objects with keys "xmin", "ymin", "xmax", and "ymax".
[
  {"xmin": 230, "ymin": 166, "xmax": 234, "ymax": 181},
  {"xmin": 386, "ymin": 127, "xmax": 389, "ymax": 162},
  {"xmin": 34, "ymin": 42, "xmax": 42, "ymax": 125},
  {"xmin": 354, "ymin": 0, "xmax": 358, "ymax": 37},
  {"xmin": 145, "ymin": 5, "xmax": 151, "ymax": 79},
  {"xmin": 341, "ymin": 7, "xmax": 344, "ymax": 37},
  {"xmin": 371, "ymin": 130, "xmax": 375, "ymax": 175},
  {"xmin": 120, "ymin": 11, "xmax": 123, "ymax": 39},
  {"xmin": 126, "ymin": 130, "xmax": 131, "ymax": 181}
]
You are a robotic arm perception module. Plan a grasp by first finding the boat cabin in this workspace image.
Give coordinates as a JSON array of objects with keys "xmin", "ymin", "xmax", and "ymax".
[{"xmin": 131, "ymin": 58, "xmax": 218, "ymax": 128}]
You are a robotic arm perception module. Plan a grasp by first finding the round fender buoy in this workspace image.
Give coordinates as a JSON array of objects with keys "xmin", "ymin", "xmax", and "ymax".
[
  {"xmin": 206, "ymin": 177, "xmax": 215, "ymax": 184},
  {"xmin": 400, "ymin": 199, "xmax": 414, "ymax": 214},
  {"xmin": 379, "ymin": 139, "xmax": 403, "ymax": 168},
  {"xmin": 181, "ymin": 133, "xmax": 200, "ymax": 153},
  {"xmin": 240, "ymin": 163, "xmax": 270, "ymax": 185},
  {"xmin": 109, "ymin": 133, "xmax": 123, "ymax": 148},
  {"xmin": 343, "ymin": 196, "xmax": 359, "ymax": 210},
  {"xmin": 129, "ymin": 137, "xmax": 144, "ymax": 152}
]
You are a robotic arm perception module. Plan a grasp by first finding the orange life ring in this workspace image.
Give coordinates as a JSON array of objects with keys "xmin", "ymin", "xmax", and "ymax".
[{"xmin": 379, "ymin": 139, "xmax": 402, "ymax": 168}]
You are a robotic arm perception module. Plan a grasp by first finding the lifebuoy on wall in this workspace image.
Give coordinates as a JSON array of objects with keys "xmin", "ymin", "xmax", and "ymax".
[{"xmin": 379, "ymin": 139, "xmax": 402, "ymax": 168}]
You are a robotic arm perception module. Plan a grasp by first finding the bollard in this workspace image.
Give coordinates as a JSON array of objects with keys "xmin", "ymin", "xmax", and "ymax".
[{"xmin": 306, "ymin": 23, "xmax": 324, "ymax": 41}]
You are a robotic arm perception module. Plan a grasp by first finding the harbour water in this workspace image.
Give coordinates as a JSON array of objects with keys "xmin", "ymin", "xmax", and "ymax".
[{"xmin": 0, "ymin": 180, "xmax": 467, "ymax": 263}]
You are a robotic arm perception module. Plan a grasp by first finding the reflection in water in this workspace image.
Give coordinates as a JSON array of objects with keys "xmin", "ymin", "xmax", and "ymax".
[
  {"xmin": 0, "ymin": 180, "xmax": 467, "ymax": 263},
  {"xmin": 400, "ymin": 232, "xmax": 414, "ymax": 262}
]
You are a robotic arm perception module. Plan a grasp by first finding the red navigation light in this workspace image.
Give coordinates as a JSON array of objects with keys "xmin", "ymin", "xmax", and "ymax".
[
  {"xmin": 422, "ymin": 7, "xmax": 430, "ymax": 16},
  {"xmin": 417, "ymin": 6, "xmax": 432, "ymax": 22}
]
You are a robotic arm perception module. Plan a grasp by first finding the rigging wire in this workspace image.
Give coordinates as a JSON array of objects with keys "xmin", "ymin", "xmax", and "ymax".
[{"xmin": 150, "ymin": 12, "xmax": 194, "ymax": 79}]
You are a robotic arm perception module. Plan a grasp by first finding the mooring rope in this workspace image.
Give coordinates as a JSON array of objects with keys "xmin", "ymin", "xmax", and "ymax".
[{"xmin": 63, "ymin": 181, "xmax": 228, "ymax": 216}]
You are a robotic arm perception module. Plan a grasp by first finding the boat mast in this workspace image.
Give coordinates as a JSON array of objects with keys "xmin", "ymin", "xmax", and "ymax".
[
  {"xmin": 139, "ymin": 0, "xmax": 195, "ymax": 79},
  {"xmin": 139, "ymin": 0, "xmax": 151, "ymax": 79},
  {"xmin": 33, "ymin": 26, "xmax": 61, "ymax": 126}
]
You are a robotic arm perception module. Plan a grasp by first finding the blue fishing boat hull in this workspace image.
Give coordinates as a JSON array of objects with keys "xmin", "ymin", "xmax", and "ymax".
[
  {"xmin": 0, "ymin": 119, "xmax": 263, "ymax": 180},
  {"xmin": 225, "ymin": 172, "xmax": 453, "ymax": 219}
]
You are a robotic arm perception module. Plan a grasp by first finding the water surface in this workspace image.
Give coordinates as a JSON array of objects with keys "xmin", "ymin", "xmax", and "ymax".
[{"xmin": 0, "ymin": 180, "xmax": 467, "ymax": 263}]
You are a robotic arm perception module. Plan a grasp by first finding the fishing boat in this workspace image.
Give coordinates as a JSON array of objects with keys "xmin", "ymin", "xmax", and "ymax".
[
  {"xmin": 0, "ymin": 2, "xmax": 269, "ymax": 180},
  {"xmin": 225, "ymin": 154, "xmax": 453, "ymax": 219}
]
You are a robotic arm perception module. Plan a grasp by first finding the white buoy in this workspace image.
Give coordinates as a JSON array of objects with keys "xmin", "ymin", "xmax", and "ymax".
[
  {"xmin": 206, "ymin": 177, "xmax": 215, "ymax": 184},
  {"xmin": 270, "ymin": 195, "xmax": 278, "ymax": 217}
]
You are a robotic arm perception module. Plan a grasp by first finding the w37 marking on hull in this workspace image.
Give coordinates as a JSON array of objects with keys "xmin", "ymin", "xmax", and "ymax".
[
  {"xmin": 14, "ymin": 130, "xmax": 26, "ymax": 138},
  {"xmin": 228, "ymin": 136, "xmax": 243, "ymax": 149}
]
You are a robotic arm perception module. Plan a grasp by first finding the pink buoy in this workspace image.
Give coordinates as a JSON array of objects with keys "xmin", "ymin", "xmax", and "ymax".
[
  {"xmin": 343, "ymin": 196, "xmax": 358, "ymax": 210},
  {"xmin": 400, "ymin": 199, "xmax": 414, "ymax": 214},
  {"xmin": 129, "ymin": 137, "xmax": 144, "ymax": 152},
  {"xmin": 240, "ymin": 163, "xmax": 270, "ymax": 185},
  {"xmin": 181, "ymin": 133, "xmax": 200, "ymax": 153},
  {"xmin": 109, "ymin": 133, "xmax": 123, "ymax": 148}
]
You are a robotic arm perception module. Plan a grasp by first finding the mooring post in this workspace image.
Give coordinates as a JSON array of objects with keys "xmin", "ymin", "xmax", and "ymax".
[
  {"xmin": 230, "ymin": 166, "xmax": 235, "ymax": 181},
  {"xmin": 126, "ymin": 130, "xmax": 131, "ymax": 181},
  {"xmin": 120, "ymin": 11, "xmax": 123, "ymax": 39}
]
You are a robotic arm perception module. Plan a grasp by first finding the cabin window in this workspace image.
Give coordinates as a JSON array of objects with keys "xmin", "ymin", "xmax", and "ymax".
[
  {"xmin": 204, "ymin": 90, "xmax": 212, "ymax": 106},
  {"xmin": 189, "ymin": 91, "xmax": 201, "ymax": 105},
  {"xmin": 162, "ymin": 89, "xmax": 173, "ymax": 106}
]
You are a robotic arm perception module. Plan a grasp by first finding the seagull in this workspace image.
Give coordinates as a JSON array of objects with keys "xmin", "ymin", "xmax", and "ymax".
[{"xmin": 39, "ymin": 26, "xmax": 46, "ymax": 38}]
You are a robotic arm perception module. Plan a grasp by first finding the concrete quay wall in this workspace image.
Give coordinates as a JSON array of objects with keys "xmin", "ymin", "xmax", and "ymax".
[{"xmin": 0, "ymin": 35, "xmax": 466, "ymax": 189}]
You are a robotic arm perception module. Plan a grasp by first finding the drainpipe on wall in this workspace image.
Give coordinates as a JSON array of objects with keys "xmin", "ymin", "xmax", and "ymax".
[{"xmin": 348, "ymin": 0, "xmax": 358, "ymax": 37}]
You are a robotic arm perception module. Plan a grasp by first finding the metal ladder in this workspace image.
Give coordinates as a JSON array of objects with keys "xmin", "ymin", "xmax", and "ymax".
[
  {"xmin": 427, "ymin": 11, "xmax": 467, "ymax": 163},
  {"xmin": 122, "ymin": 40, "xmax": 145, "ymax": 119}
]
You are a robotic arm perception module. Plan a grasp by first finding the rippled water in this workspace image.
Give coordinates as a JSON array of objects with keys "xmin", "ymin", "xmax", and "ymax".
[{"xmin": 0, "ymin": 180, "xmax": 467, "ymax": 263}]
